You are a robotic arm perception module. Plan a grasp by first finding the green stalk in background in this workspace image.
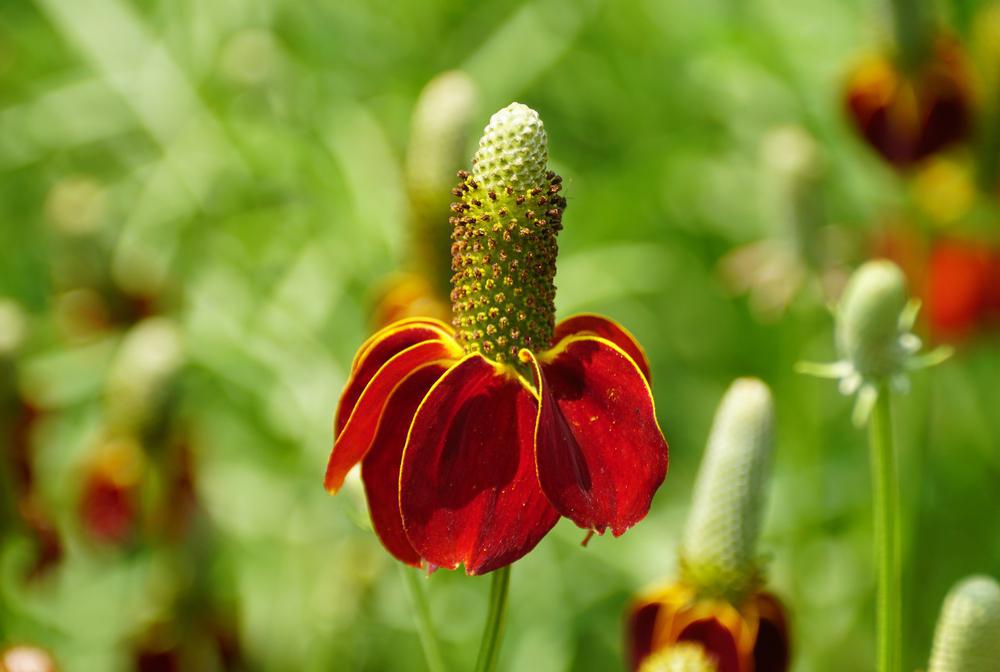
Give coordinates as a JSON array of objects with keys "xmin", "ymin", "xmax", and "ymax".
[
  {"xmin": 401, "ymin": 567, "xmax": 447, "ymax": 672},
  {"xmin": 889, "ymin": 0, "xmax": 933, "ymax": 70},
  {"xmin": 869, "ymin": 386, "xmax": 900, "ymax": 672}
]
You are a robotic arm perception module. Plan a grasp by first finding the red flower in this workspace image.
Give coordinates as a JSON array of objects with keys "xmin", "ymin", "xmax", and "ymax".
[
  {"xmin": 326, "ymin": 102, "xmax": 668, "ymax": 574},
  {"xmin": 325, "ymin": 313, "xmax": 667, "ymax": 574},
  {"xmin": 926, "ymin": 240, "xmax": 998, "ymax": 340}
]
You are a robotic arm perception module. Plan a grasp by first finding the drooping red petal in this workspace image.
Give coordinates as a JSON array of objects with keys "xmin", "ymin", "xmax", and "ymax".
[
  {"xmin": 678, "ymin": 616, "xmax": 742, "ymax": 672},
  {"xmin": 553, "ymin": 314, "xmax": 651, "ymax": 383},
  {"xmin": 361, "ymin": 364, "xmax": 447, "ymax": 567},
  {"xmin": 337, "ymin": 320, "xmax": 454, "ymax": 436},
  {"xmin": 399, "ymin": 354, "xmax": 560, "ymax": 575},
  {"xmin": 350, "ymin": 317, "xmax": 454, "ymax": 371},
  {"xmin": 326, "ymin": 340, "xmax": 460, "ymax": 493},
  {"xmin": 524, "ymin": 336, "xmax": 668, "ymax": 536},
  {"xmin": 751, "ymin": 592, "xmax": 790, "ymax": 672}
]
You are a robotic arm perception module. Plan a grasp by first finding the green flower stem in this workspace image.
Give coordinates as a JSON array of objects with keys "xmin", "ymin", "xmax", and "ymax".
[
  {"xmin": 869, "ymin": 384, "xmax": 901, "ymax": 672},
  {"xmin": 401, "ymin": 567, "xmax": 447, "ymax": 672},
  {"xmin": 889, "ymin": 0, "xmax": 931, "ymax": 70},
  {"xmin": 474, "ymin": 565, "xmax": 511, "ymax": 672}
]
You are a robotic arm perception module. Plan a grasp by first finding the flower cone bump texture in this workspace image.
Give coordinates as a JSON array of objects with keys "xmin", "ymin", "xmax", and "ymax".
[
  {"xmin": 451, "ymin": 102, "xmax": 563, "ymax": 363},
  {"xmin": 681, "ymin": 378, "xmax": 774, "ymax": 603},
  {"xmin": 326, "ymin": 103, "xmax": 668, "ymax": 575},
  {"xmin": 928, "ymin": 575, "xmax": 1000, "ymax": 672}
]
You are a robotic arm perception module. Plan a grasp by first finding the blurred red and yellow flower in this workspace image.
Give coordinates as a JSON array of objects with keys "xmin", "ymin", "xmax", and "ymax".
[{"xmin": 627, "ymin": 583, "xmax": 789, "ymax": 672}]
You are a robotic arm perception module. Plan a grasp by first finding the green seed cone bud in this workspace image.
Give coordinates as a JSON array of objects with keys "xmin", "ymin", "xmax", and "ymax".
[
  {"xmin": 450, "ymin": 102, "xmax": 566, "ymax": 364},
  {"xmin": 680, "ymin": 378, "xmax": 775, "ymax": 603},
  {"xmin": 928, "ymin": 575, "xmax": 1000, "ymax": 672},
  {"xmin": 639, "ymin": 643, "xmax": 719, "ymax": 672},
  {"xmin": 405, "ymin": 71, "xmax": 478, "ymax": 298},
  {"xmin": 836, "ymin": 260, "xmax": 911, "ymax": 381}
]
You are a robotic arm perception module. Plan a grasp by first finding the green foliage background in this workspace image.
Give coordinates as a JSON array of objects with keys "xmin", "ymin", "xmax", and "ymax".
[{"xmin": 1, "ymin": 0, "xmax": 998, "ymax": 670}]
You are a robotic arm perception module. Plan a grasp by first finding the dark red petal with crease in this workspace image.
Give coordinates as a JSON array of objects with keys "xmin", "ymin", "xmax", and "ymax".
[
  {"xmin": 678, "ymin": 617, "xmax": 742, "ymax": 672},
  {"xmin": 525, "ymin": 336, "xmax": 667, "ymax": 535},
  {"xmin": 553, "ymin": 314, "xmax": 651, "ymax": 383},
  {"xmin": 361, "ymin": 364, "xmax": 447, "ymax": 567},
  {"xmin": 626, "ymin": 601, "xmax": 662, "ymax": 671},
  {"xmin": 326, "ymin": 340, "xmax": 459, "ymax": 493},
  {"xmin": 753, "ymin": 592, "xmax": 790, "ymax": 672},
  {"xmin": 336, "ymin": 322, "xmax": 453, "ymax": 437},
  {"xmin": 399, "ymin": 355, "xmax": 560, "ymax": 575}
]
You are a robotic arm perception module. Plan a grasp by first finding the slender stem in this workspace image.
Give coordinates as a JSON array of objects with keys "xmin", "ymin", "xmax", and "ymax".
[
  {"xmin": 401, "ymin": 567, "xmax": 447, "ymax": 672},
  {"xmin": 474, "ymin": 565, "xmax": 511, "ymax": 672},
  {"xmin": 869, "ymin": 385, "xmax": 901, "ymax": 672},
  {"xmin": 889, "ymin": 0, "xmax": 931, "ymax": 70}
]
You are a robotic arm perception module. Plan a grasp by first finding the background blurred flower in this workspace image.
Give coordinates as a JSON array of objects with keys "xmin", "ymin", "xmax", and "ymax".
[
  {"xmin": 844, "ymin": 38, "xmax": 972, "ymax": 169},
  {"xmin": 78, "ymin": 436, "xmax": 144, "ymax": 545},
  {"xmin": 369, "ymin": 71, "xmax": 479, "ymax": 328}
]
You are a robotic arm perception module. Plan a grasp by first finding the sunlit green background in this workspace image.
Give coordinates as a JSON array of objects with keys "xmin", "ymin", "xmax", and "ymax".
[{"xmin": 2, "ymin": 0, "xmax": 999, "ymax": 670}]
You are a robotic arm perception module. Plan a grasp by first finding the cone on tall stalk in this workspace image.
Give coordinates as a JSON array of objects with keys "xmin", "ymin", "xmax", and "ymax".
[
  {"xmin": 627, "ymin": 378, "xmax": 789, "ymax": 672},
  {"xmin": 799, "ymin": 259, "xmax": 950, "ymax": 672}
]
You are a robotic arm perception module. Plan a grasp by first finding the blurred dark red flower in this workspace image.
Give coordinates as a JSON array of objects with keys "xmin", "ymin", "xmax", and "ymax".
[
  {"xmin": 78, "ymin": 438, "xmax": 143, "ymax": 545},
  {"xmin": 626, "ymin": 582, "xmax": 789, "ymax": 672},
  {"xmin": 325, "ymin": 314, "xmax": 668, "ymax": 575},
  {"xmin": 844, "ymin": 39, "xmax": 972, "ymax": 168}
]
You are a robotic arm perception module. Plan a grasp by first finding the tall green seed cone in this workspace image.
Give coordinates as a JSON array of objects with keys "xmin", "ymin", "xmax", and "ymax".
[
  {"xmin": 680, "ymin": 378, "xmax": 775, "ymax": 604},
  {"xmin": 405, "ymin": 71, "xmax": 479, "ymax": 298},
  {"xmin": 639, "ymin": 643, "xmax": 719, "ymax": 672},
  {"xmin": 836, "ymin": 259, "xmax": 914, "ymax": 382},
  {"xmin": 450, "ymin": 102, "xmax": 566, "ymax": 364},
  {"xmin": 928, "ymin": 575, "xmax": 1000, "ymax": 672}
]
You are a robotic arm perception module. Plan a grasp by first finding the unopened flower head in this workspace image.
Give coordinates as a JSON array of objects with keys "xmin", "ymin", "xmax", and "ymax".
[
  {"xmin": 405, "ymin": 71, "xmax": 478, "ymax": 297},
  {"xmin": 798, "ymin": 258, "xmax": 950, "ymax": 424},
  {"xmin": 639, "ymin": 643, "xmax": 718, "ymax": 672},
  {"xmin": 837, "ymin": 260, "xmax": 913, "ymax": 381},
  {"xmin": 680, "ymin": 378, "xmax": 774, "ymax": 604},
  {"xmin": 450, "ymin": 102, "xmax": 565, "ymax": 365},
  {"xmin": 928, "ymin": 575, "xmax": 1000, "ymax": 672}
]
